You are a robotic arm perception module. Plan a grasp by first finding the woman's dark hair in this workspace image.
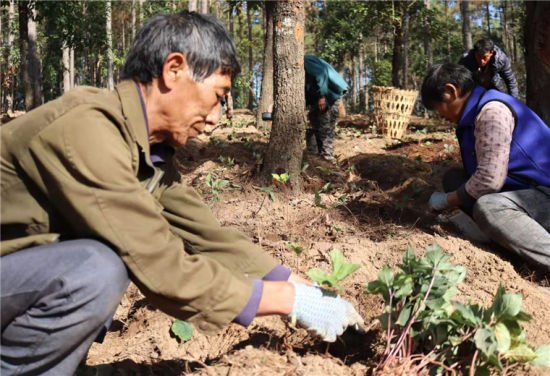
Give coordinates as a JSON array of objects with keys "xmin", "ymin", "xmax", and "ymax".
[
  {"xmin": 122, "ymin": 11, "xmax": 240, "ymax": 83},
  {"xmin": 473, "ymin": 38, "xmax": 495, "ymax": 55},
  {"xmin": 421, "ymin": 63, "xmax": 475, "ymax": 110}
]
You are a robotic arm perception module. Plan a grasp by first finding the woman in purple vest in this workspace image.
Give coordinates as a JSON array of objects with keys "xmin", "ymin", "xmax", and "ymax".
[{"xmin": 420, "ymin": 63, "xmax": 550, "ymax": 273}]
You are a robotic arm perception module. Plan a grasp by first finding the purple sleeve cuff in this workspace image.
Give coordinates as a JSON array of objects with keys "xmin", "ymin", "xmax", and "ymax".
[
  {"xmin": 233, "ymin": 279, "xmax": 263, "ymax": 327},
  {"xmin": 262, "ymin": 265, "xmax": 291, "ymax": 281}
]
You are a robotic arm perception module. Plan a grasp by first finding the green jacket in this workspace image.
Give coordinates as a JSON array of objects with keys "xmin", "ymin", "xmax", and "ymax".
[
  {"xmin": 304, "ymin": 54, "xmax": 348, "ymax": 107},
  {"xmin": 0, "ymin": 80, "xmax": 278, "ymax": 334}
]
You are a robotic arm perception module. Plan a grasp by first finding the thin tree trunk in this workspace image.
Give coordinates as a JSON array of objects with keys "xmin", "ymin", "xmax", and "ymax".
[
  {"xmin": 70, "ymin": 47, "xmax": 75, "ymax": 88},
  {"xmin": 525, "ymin": 1, "xmax": 550, "ymax": 124},
  {"xmin": 106, "ymin": 1, "xmax": 114, "ymax": 90},
  {"xmin": 261, "ymin": 0, "xmax": 305, "ymax": 190},
  {"xmin": 402, "ymin": 10, "xmax": 409, "ymax": 89},
  {"xmin": 247, "ymin": 2, "xmax": 254, "ymax": 110},
  {"xmin": 351, "ymin": 58, "xmax": 357, "ymax": 112},
  {"xmin": 485, "ymin": 1, "xmax": 491, "ymax": 35},
  {"xmin": 423, "ymin": 0, "xmax": 433, "ymax": 66},
  {"xmin": 445, "ymin": 0, "xmax": 451, "ymax": 57},
  {"xmin": 131, "ymin": 0, "xmax": 136, "ymax": 41},
  {"xmin": 391, "ymin": 3, "xmax": 403, "ymax": 88},
  {"xmin": 5, "ymin": 0, "xmax": 15, "ymax": 112},
  {"xmin": 256, "ymin": 1, "xmax": 275, "ymax": 127},
  {"xmin": 188, "ymin": 0, "xmax": 198, "ymax": 12},
  {"xmin": 461, "ymin": 0, "xmax": 473, "ymax": 50},
  {"xmin": 199, "ymin": 0, "xmax": 208, "ymax": 14},
  {"xmin": 501, "ymin": 1, "xmax": 509, "ymax": 56},
  {"xmin": 19, "ymin": 1, "xmax": 42, "ymax": 110},
  {"xmin": 63, "ymin": 44, "xmax": 71, "ymax": 93}
]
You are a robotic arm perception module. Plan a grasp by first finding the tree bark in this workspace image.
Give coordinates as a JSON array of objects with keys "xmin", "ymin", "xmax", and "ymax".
[
  {"xmin": 106, "ymin": 0, "xmax": 114, "ymax": 90},
  {"xmin": 261, "ymin": 0, "xmax": 305, "ymax": 190},
  {"xmin": 391, "ymin": 4, "xmax": 403, "ymax": 88},
  {"xmin": 525, "ymin": 1, "xmax": 550, "ymax": 125},
  {"xmin": 4, "ymin": 0, "xmax": 16, "ymax": 112},
  {"xmin": 70, "ymin": 47, "xmax": 75, "ymax": 88},
  {"xmin": 247, "ymin": 2, "xmax": 254, "ymax": 110},
  {"xmin": 423, "ymin": 0, "xmax": 433, "ymax": 67},
  {"xmin": 131, "ymin": 0, "xmax": 136, "ymax": 41},
  {"xmin": 485, "ymin": 1, "xmax": 491, "ymax": 36},
  {"xmin": 63, "ymin": 44, "xmax": 71, "ymax": 93},
  {"xmin": 199, "ymin": 0, "xmax": 208, "ymax": 14},
  {"xmin": 188, "ymin": 0, "xmax": 198, "ymax": 12},
  {"xmin": 18, "ymin": 1, "xmax": 42, "ymax": 110},
  {"xmin": 256, "ymin": 1, "xmax": 274, "ymax": 127},
  {"xmin": 402, "ymin": 10, "xmax": 409, "ymax": 89},
  {"xmin": 461, "ymin": 0, "xmax": 473, "ymax": 50}
]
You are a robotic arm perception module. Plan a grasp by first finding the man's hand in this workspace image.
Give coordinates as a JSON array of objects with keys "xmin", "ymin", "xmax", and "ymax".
[
  {"xmin": 429, "ymin": 191, "xmax": 450, "ymax": 211},
  {"xmin": 289, "ymin": 282, "xmax": 364, "ymax": 342},
  {"xmin": 318, "ymin": 97, "xmax": 327, "ymax": 113}
]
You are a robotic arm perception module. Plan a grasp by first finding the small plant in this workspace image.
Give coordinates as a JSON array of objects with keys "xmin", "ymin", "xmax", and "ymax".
[
  {"xmin": 444, "ymin": 143, "xmax": 455, "ymax": 152},
  {"xmin": 259, "ymin": 186, "xmax": 276, "ymax": 201},
  {"xmin": 301, "ymin": 163, "xmax": 310, "ymax": 173},
  {"xmin": 366, "ymin": 243, "xmax": 550, "ymax": 375},
  {"xmin": 171, "ymin": 319, "xmax": 193, "ymax": 342},
  {"xmin": 316, "ymin": 166, "xmax": 335, "ymax": 175},
  {"xmin": 286, "ymin": 242, "xmax": 304, "ymax": 256},
  {"xmin": 332, "ymin": 193, "xmax": 348, "ymax": 208},
  {"xmin": 272, "ymin": 172, "xmax": 291, "ymax": 184},
  {"xmin": 307, "ymin": 249, "xmax": 361, "ymax": 292},
  {"xmin": 218, "ymin": 155, "xmax": 235, "ymax": 166},
  {"xmin": 205, "ymin": 173, "xmax": 229, "ymax": 206},
  {"xmin": 314, "ymin": 182, "xmax": 332, "ymax": 208}
]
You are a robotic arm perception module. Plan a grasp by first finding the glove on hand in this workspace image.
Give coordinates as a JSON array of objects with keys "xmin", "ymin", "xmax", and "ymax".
[
  {"xmin": 429, "ymin": 191, "xmax": 450, "ymax": 211},
  {"xmin": 289, "ymin": 282, "xmax": 364, "ymax": 342}
]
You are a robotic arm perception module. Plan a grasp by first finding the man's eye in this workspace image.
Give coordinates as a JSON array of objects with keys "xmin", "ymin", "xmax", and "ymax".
[{"xmin": 220, "ymin": 95, "xmax": 226, "ymax": 107}]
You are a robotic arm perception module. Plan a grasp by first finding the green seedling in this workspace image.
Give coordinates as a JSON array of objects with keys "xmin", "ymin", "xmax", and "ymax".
[
  {"xmin": 218, "ymin": 155, "xmax": 235, "ymax": 166},
  {"xmin": 171, "ymin": 319, "xmax": 193, "ymax": 342},
  {"xmin": 205, "ymin": 173, "xmax": 229, "ymax": 207},
  {"xmin": 345, "ymin": 165, "xmax": 357, "ymax": 174},
  {"xmin": 314, "ymin": 182, "xmax": 332, "ymax": 208},
  {"xmin": 332, "ymin": 194, "xmax": 348, "ymax": 208},
  {"xmin": 301, "ymin": 163, "xmax": 310, "ymax": 173},
  {"xmin": 444, "ymin": 143, "xmax": 455, "ymax": 152},
  {"xmin": 272, "ymin": 172, "xmax": 291, "ymax": 184},
  {"xmin": 286, "ymin": 242, "xmax": 304, "ymax": 256},
  {"xmin": 316, "ymin": 166, "xmax": 335, "ymax": 175},
  {"xmin": 259, "ymin": 186, "xmax": 276, "ymax": 201},
  {"xmin": 365, "ymin": 243, "xmax": 550, "ymax": 375},
  {"xmin": 306, "ymin": 249, "xmax": 361, "ymax": 292}
]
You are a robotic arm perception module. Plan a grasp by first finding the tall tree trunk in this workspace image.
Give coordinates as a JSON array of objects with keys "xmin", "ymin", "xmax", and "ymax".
[
  {"xmin": 18, "ymin": 1, "xmax": 42, "ymax": 110},
  {"xmin": 391, "ymin": 5, "xmax": 403, "ymax": 88},
  {"xmin": 199, "ymin": 0, "xmax": 208, "ymax": 14},
  {"xmin": 402, "ymin": 10, "xmax": 409, "ymax": 89},
  {"xmin": 106, "ymin": 1, "xmax": 114, "ymax": 90},
  {"xmin": 247, "ymin": 2, "xmax": 254, "ymax": 110},
  {"xmin": 62, "ymin": 43, "xmax": 71, "ymax": 93},
  {"xmin": 423, "ymin": 0, "xmax": 433, "ymax": 67},
  {"xmin": 261, "ymin": 0, "xmax": 305, "ymax": 190},
  {"xmin": 500, "ymin": 1, "xmax": 509, "ymax": 56},
  {"xmin": 351, "ymin": 58, "xmax": 357, "ymax": 112},
  {"xmin": 525, "ymin": 1, "xmax": 550, "ymax": 125},
  {"xmin": 4, "ymin": 0, "xmax": 16, "ymax": 112},
  {"xmin": 461, "ymin": 0, "xmax": 473, "ymax": 50},
  {"xmin": 131, "ymin": 0, "xmax": 136, "ymax": 41},
  {"xmin": 256, "ymin": 1, "xmax": 274, "ymax": 127},
  {"xmin": 188, "ymin": 0, "xmax": 198, "ymax": 12},
  {"xmin": 444, "ymin": 0, "xmax": 451, "ymax": 56},
  {"xmin": 485, "ymin": 1, "xmax": 491, "ymax": 36},
  {"xmin": 70, "ymin": 47, "xmax": 75, "ymax": 88}
]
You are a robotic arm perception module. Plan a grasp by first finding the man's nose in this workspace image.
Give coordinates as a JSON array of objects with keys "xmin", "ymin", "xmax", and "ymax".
[{"xmin": 206, "ymin": 103, "xmax": 221, "ymax": 125}]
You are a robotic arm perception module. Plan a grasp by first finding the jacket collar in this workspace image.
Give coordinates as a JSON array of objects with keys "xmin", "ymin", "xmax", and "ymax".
[
  {"xmin": 458, "ymin": 86, "xmax": 486, "ymax": 128},
  {"xmin": 115, "ymin": 80, "xmax": 151, "ymax": 162}
]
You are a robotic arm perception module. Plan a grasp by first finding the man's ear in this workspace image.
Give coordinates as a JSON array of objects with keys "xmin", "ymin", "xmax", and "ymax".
[
  {"xmin": 161, "ymin": 53, "xmax": 188, "ymax": 90},
  {"xmin": 443, "ymin": 83, "xmax": 460, "ymax": 102}
]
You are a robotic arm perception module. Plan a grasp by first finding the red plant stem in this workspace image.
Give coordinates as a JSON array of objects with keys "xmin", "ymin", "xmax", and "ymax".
[
  {"xmin": 469, "ymin": 349, "xmax": 479, "ymax": 376},
  {"xmin": 384, "ymin": 269, "xmax": 439, "ymax": 367}
]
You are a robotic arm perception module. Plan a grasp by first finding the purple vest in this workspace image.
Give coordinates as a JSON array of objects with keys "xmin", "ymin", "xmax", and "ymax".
[{"xmin": 457, "ymin": 86, "xmax": 550, "ymax": 191}]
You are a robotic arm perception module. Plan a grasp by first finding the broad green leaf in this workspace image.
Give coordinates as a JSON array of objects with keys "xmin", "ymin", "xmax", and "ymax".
[
  {"xmin": 378, "ymin": 265, "xmax": 394, "ymax": 287},
  {"xmin": 330, "ymin": 249, "xmax": 360, "ymax": 281},
  {"xmin": 492, "ymin": 287, "xmax": 523, "ymax": 319},
  {"xmin": 452, "ymin": 302, "xmax": 481, "ymax": 326},
  {"xmin": 505, "ymin": 344, "xmax": 537, "ymax": 363},
  {"xmin": 403, "ymin": 246, "xmax": 415, "ymax": 264},
  {"xmin": 171, "ymin": 320, "xmax": 193, "ymax": 342},
  {"xmin": 475, "ymin": 327, "xmax": 497, "ymax": 356},
  {"xmin": 306, "ymin": 268, "xmax": 331, "ymax": 285},
  {"xmin": 531, "ymin": 345, "xmax": 550, "ymax": 367},
  {"xmin": 515, "ymin": 310, "xmax": 532, "ymax": 322},
  {"xmin": 397, "ymin": 305, "xmax": 412, "ymax": 326},
  {"xmin": 205, "ymin": 173, "xmax": 213, "ymax": 187},
  {"xmin": 494, "ymin": 322, "xmax": 511, "ymax": 353},
  {"xmin": 394, "ymin": 275, "xmax": 413, "ymax": 298}
]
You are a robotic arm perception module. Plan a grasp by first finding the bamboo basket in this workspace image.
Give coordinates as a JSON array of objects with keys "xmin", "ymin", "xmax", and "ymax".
[{"xmin": 373, "ymin": 86, "xmax": 418, "ymax": 139}]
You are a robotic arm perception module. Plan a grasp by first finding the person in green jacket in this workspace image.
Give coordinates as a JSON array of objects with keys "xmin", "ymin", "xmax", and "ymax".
[
  {"xmin": 304, "ymin": 55, "xmax": 348, "ymax": 162},
  {"xmin": 0, "ymin": 12, "xmax": 363, "ymax": 375}
]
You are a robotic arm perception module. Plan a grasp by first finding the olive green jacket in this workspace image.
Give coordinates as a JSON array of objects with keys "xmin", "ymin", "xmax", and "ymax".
[{"xmin": 0, "ymin": 80, "xmax": 278, "ymax": 334}]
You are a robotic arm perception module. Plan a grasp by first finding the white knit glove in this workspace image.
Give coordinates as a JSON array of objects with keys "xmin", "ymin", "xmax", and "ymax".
[
  {"xmin": 288, "ymin": 282, "xmax": 364, "ymax": 342},
  {"xmin": 429, "ymin": 191, "xmax": 450, "ymax": 211}
]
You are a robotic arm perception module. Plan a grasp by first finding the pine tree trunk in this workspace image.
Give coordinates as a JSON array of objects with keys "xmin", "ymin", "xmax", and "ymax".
[
  {"xmin": 461, "ymin": 0, "xmax": 473, "ymax": 50},
  {"xmin": 188, "ymin": 0, "xmax": 198, "ymax": 12},
  {"xmin": 525, "ymin": 1, "xmax": 550, "ymax": 125},
  {"xmin": 5, "ymin": 0, "xmax": 16, "ymax": 112},
  {"xmin": 18, "ymin": 1, "xmax": 42, "ymax": 110},
  {"xmin": 402, "ymin": 10, "xmax": 409, "ymax": 89},
  {"xmin": 391, "ymin": 10, "xmax": 403, "ymax": 88},
  {"xmin": 131, "ymin": 0, "xmax": 136, "ymax": 41},
  {"xmin": 199, "ymin": 0, "xmax": 208, "ymax": 14},
  {"xmin": 423, "ymin": 0, "xmax": 433, "ymax": 66},
  {"xmin": 63, "ymin": 44, "xmax": 71, "ymax": 93},
  {"xmin": 485, "ymin": 1, "xmax": 491, "ymax": 35},
  {"xmin": 256, "ymin": 1, "xmax": 274, "ymax": 127},
  {"xmin": 70, "ymin": 47, "xmax": 75, "ymax": 88},
  {"xmin": 247, "ymin": 2, "xmax": 255, "ymax": 110},
  {"xmin": 351, "ymin": 58, "xmax": 357, "ymax": 112},
  {"xmin": 261, "ymin": 0, "xmax": 305, "ymax": 190},
  {"xmin": 106, "ymin": 1, "xmax": 114, "ymax": 90}
]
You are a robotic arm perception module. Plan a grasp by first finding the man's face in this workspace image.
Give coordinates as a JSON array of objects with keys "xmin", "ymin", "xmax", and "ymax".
[
  {"xmin": 431, "ymin": 84, "xmax": 468, "ymax": 124},
  {"xmin": 475, "ymin": 51, "xmax": 494, "ymax": 68},
  {"xmin": 161, "ymin": 67, "xmax": 231, "ymax": 147}
]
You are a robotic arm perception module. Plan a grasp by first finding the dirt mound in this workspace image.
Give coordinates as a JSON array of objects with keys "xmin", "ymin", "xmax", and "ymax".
[{"xmin": 82, "ymin": 116, "xmax": 550, "ymax": 376}]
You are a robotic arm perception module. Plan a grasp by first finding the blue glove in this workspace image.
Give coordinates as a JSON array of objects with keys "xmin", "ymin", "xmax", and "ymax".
[
  {"xmin": 429, "ymin": 191, "xmax": 450, "ymax": 211},
  {"xmin": 288, "ymin": 282, "xmax": 364, "ymax": 342}
]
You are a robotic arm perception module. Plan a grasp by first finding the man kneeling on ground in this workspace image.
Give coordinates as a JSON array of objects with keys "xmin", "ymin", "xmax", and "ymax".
[
  {"xmin": 420, "ymin": 63, "xmax": 550, "ymax": 273},
  {"xmin": 0, "ymin": 12, "xmax": 362, "ymax": 375}
]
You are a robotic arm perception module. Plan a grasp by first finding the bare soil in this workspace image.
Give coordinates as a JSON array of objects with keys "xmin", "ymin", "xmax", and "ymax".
[{"xmin": 81, "ymin": 114, "xmax": 550, "ymax": 376}]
